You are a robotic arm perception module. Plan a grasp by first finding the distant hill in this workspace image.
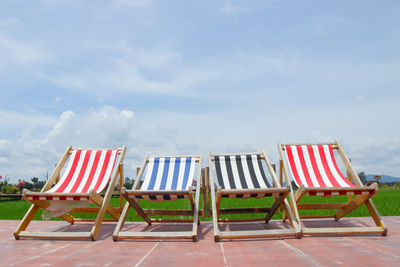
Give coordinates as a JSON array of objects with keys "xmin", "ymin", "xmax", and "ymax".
[{"xmin": 366, "ymin": 174, "xmax": 400, "ymax": 183}]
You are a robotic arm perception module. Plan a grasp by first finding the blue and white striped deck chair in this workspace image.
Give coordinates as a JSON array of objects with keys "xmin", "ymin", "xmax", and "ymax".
[
  {"xmin": 113, "ymin": 154, "xmax": 202, "ymax": 242},
  {"xmin": 208, "ymin": 151, "xmax": 301, "ymax": 242}
]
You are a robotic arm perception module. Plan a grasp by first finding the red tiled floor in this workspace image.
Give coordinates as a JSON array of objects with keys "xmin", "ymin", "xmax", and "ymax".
[{"xmin": 0, "ymin": 217, "xmax": 398, "ymax": 266}]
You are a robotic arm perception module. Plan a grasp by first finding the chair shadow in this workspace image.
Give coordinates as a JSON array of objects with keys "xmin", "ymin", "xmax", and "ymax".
[{"xmin": 26, "ymin": 221, "xmax": 117, "ymax": 241}]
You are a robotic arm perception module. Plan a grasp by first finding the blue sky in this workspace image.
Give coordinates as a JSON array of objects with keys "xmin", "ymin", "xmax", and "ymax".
[{"xmin": 0, "ymin": 0, "xmax": 399, "ymax": 182}]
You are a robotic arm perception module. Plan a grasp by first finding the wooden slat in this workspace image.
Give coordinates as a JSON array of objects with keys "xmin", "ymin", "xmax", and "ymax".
[
  {"xmin": 72, "ymin": 147, "xmax": 124, "ymax": 152},
  {"xmin": 125, "ymin": 189, "xmax": 190, "ymax": 196},
  {"xmin": 219, "ymin": 228, "xmax": 296, "ymax": 239},
  {"xmin": 209, "ymin": 152, "xmax": 263, "ymax": 157},
  {"xmin": 303, "ymin": 186, "xmax": 375, "ymax": 192},
  {"xmin": 116, "ymin": 231, "xmax": 194, "ymax": 239},
  {"xmin": 302, "ymin": 227, "xmax": 384, "ymax": 236},
  {"xmin": 280, "ymin": 142, "xmax": 338, "ymax": 148},
  {"xmin": 18, "ymin": 231, "xmax": 92, "ymax": 239},
  {"xmin": 297, "ymin": 203, "xmax": 346, "ymax": 210},
  {"xmin": 23, "ymin": 192, "xmax": 91, "ymax": 198},
  {"xmin": 221, "ymin": 187, "xmax": 288, "ymax": 195}
]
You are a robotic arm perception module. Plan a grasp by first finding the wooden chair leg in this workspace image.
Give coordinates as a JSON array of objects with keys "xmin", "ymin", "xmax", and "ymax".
[
  {"xmin": 122, "ymin": 189, "xmax": 151, "ymax": 225},
  {"xmin": 14, "ymin": 204, "xmax": 39, "ymax": 239},
  {"xmin": 282, "ymin": 199, "xmax": 302, "ymax": 238},
  {"xmin": 334, "ymin": 194, "xmax": 373, "ymax": 220},
  {"xmin": 91, "ymin": 191, "xmax": 120, "ymax": 220},
  {"xmin": 191, "ymin": 180, "xmax": 201, "ymax": 242},
  {"xmin": 365, "ymin": 199, "xmax": 388, "ymax": 235},
  {"xmin": 113, "ymin": 202, "xmax": 130, "ymax": 241},
  {"xmin": 209, "ymin": 183, "xmax": 220, "ymax": 242},
  {"xmin": 215, "ymin": 187, "xmax": 222, "ymax": 218},
  {"xmin": 283, "ymin": 185, "xmax": 304, "ymax": 221},
  {"xmin": 265, "ymin": 193, "xmax": 286, "ymax": 223}
]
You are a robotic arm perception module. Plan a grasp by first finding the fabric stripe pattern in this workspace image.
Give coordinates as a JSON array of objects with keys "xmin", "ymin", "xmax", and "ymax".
[
  {"xmin": 135, "ymin": 157, "xmax": 196, "ymax": 201},
  {"xmin": 284, "ymin": 145, "xmax": 356, "ymax": 191},
  {"xmin": 213, "ymin": 154, "xmax": 271, "ymax": 199},
  {"xmin": 47, "ymin": 149, "xmax": 118, "ymax": 194}
]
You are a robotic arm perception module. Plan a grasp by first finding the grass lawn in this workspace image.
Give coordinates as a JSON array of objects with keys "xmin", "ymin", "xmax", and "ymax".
[{"xmin": 0, "ymin": 189, "xmax": 399, "ymax": 221}]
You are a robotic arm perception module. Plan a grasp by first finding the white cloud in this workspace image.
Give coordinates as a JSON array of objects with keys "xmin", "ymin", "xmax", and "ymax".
[
  {"xmin": 1, "ymin": 102, "xmax": 399, "ymax": 183},
  {"xmin": 0, "ymin": 106, "xmax": 138, "ymax": 182},
  {"xmin": 48, "ymin": 46, "xmax": 214, "ymax": 96}
]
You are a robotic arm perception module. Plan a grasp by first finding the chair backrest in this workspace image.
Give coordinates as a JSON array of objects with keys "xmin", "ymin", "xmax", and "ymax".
[
  {"xmin": 212, "ymin": 154, "xmax": 271, "ymax": 190},
  {"xmin": 47, "ymin": 149, "xmax": 119, "ymax": 194},
  {"xmin": 283, "ymin": 144, "xmax": 355, "ymax": 188},
  {"xmin": 140, "ymin": 157, "xmax": 197, "ymax": 191}
]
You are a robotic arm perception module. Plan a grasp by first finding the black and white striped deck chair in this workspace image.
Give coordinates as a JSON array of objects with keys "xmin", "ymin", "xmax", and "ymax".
[
  {"xmin": 113, "ymin": 154, "xmax": 202, "ymax": 241},
  {"xmin": 208, "ymin": 151, "xmax": 301, "ymax": 241}
]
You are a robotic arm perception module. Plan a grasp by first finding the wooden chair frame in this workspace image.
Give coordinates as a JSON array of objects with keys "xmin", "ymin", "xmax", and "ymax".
[
  {"xmin": 208, "ymin": 151, "xmax": 302, "ymax": 242},
  {"xmin": 14, "ymin": 146, "xmax": 126, "ymax": 241},
  {"xmin": 278, "ymin": 141, "xmax": 387, "ymax": 236},
  {"xmin": 113, "ymin": 154, "xmax": 202, "ymax": 242}
]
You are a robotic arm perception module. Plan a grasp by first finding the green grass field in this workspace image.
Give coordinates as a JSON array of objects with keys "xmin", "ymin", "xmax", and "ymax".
[{"xmin": 1, "ymin": 189, "xmax": 399, "ymax": 221}]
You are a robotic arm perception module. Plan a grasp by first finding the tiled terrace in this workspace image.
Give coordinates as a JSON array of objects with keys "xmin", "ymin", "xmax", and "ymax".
[{"xmin": 0, "ymin": 217, "xmax": 399, "ymax": 266}]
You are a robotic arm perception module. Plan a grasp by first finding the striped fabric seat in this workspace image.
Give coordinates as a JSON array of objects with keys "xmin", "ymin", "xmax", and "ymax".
[
  {"xmin": 213, "ymin": 154, "xmax": 279, "ymax": 199},
  {"xmin": 135, "ymin": 157, "xmax": 196, "ymax": 201},
  {"xmin": 284, "ymin": 145, "xmax": 374, "ymax": 196},
  {"xmin": 27, "ymin": 149, "xmax": 119, "ymax": 201}
]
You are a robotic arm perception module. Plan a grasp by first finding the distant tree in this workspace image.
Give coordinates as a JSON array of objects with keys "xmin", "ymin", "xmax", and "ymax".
[
  {"xmin": 358, "ymin": 172, "xmax": 367, "ymax": 184},
  {"xmin": 23, "ymin": 182, "xmax": 34, "ymax": 190},
  {"xmin": 124, "ymin": 177, "xmax": 134, "ymax": 189},
  {"xmin": 31, "ymin": 177, "xmax": 39, "ymax": 190},
  {"xmin": 0, "ymin": 175, "xmax": 10, "ymax": 193},
  {"xmin": 36, "ymin": 181, "xmax": 46, "ymax": 189}
]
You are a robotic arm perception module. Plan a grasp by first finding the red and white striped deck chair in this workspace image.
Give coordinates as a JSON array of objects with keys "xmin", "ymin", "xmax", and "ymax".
[
  {"xmin": 208, "ymin": 151, "xmax": 301, "ymax": 242},
  {"xmin": 15, "ymin": 146, "xmax": 126, "ymax": 240},
  {"xmin": 278, "ymin": 141, "xmax": 387, "ymax": 236},
  {"xmin": 113, "ymin": 154, "xmax": 202, "ymax": 241}
]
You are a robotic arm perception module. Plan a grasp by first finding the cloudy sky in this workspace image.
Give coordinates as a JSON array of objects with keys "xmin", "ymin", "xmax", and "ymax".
[{"xmin": 0, "ymin": 0, "xmax": 399, "ymax": 183}]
